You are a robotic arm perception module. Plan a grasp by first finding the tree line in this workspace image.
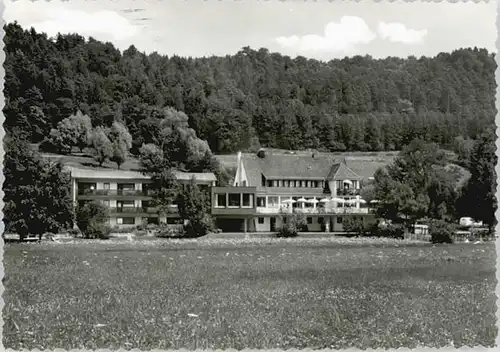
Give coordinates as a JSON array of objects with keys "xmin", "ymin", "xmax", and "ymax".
[
  {"xmin": 4, "ymin": 22, "xmax": 496, "ymax": 155},
  {"xmin": 363, "ymin": 130, "xmax": 497, "ymax": 238}
]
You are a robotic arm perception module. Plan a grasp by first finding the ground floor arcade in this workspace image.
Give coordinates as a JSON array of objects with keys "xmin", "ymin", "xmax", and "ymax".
[{"xmin": 215, "ymin": 214, "xmax": 374, "ymax": 233}]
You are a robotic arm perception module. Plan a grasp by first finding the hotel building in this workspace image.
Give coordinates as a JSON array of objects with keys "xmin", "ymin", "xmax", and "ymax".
[
  {"xmin": 211, "ymin": 150, "xmax": 374, "ymax": 233},
  {"xmin": 67, "ymin": 167, "xmax": 216, "ymax": 228},
  {"xmin": 67, "ymin": 149, "xmax": 373, "ymax": 232}
]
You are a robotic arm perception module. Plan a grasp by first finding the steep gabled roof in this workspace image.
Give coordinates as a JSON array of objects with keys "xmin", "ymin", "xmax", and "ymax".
[
  {"xmin": 327, "ymin": 162, "xmax": 362, "ymax": 181},
  {"xmin": 238, "ymin": 150, "xmax": 362, "ymax": 186}
]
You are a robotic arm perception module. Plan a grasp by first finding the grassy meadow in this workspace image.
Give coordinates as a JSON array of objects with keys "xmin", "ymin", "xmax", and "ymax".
[{"xmin": 3, "ymin": 238, "xmax": 496, "ymax": 350}]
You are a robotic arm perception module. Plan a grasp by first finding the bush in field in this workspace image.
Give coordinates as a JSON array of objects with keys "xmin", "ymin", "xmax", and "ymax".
[
  {"xmin": 429, "ymin": 219, "xmax": 455, "ymax": 244},
  {"xmin": 76, "ymin": 201, "xmax": 111, "ymax": 239},
  {"xmin": 373, "ymin": 222, "xmax": 405, "ymax": 239},
  {"xmin": 183, "ymin": 214, "xmax": 214, "ymax": 238},
  {"xmin": 69, "ymin": 228, "xmax": 82, "ymax": 238},
  {"xmin": 155, "ymin": 225, "xmax": 183, "ymax": 238},
  {"xmin": 343, "ymin": 217, "xmax": 366, "ymax": 237},
  {"xmin": 275, "ymin": 212, "xmax": 307, "ymax": 238}
]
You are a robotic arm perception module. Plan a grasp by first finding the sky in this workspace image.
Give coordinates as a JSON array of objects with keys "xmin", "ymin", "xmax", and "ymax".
[{"xmin": 4, "ymin": 0, "xmax": 497, "ymax": 61}]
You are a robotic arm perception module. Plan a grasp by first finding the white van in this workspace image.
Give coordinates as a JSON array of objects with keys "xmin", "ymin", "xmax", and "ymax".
[{"xmin": 459, "ymin": 217, "xmax": 483, "ymax": 228}]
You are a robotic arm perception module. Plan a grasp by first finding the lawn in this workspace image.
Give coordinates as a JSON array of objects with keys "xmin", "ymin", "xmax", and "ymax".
[{"xmin": 3, "ymin": 238, "xmax": 496, "ymax": 350}]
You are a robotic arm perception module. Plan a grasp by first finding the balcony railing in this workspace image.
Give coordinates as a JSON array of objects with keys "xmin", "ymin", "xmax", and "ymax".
[
  {"xmin": 78, "ymin": 189, "xmax": 153, "ymax": 196},
  {"xmin": 256, "ymin": 206, "xmax": 371, "ymax": 215},
  {"xmin": 336, "ymin": 189, "xmax": 361, "ymax": 196},
  {"xmin": 108, "ymin": 207, "xmax": 159, "ymax": 213}
]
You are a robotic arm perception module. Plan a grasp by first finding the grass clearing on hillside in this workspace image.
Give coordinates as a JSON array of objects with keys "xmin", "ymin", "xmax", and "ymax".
[
  {"xmin": 3, "ymin": 240, "xmax": 496, "ymax": 350},
  {"xmin": 41, "ymin": 149, "xmax": 470, "ymax": 186}
]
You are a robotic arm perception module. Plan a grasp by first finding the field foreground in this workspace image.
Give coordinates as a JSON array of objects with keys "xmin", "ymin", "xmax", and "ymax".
[{"xmin": 3, "ymin": 239, "xmax": 497, "ymax": 349}]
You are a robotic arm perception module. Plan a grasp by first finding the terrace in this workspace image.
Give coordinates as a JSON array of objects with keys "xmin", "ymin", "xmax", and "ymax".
[{"xmin": 256, "ymin": 206, "xmax": 371, "ymax": 215}]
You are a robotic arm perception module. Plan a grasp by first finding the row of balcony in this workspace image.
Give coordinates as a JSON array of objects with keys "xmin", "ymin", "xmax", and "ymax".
[
  {"xmin": 257, "ymin": 207, "xmax": 371, "ymax": 215},
  {"xmin": 336, "ymin": 189, "xmax": 361, "ymax": 196},
  {"xmin": 108, "ymin": 207, "xmax": 160, "ymax": 214},
  {"xmin": 79, "ymin": 188, "xmax": 360, "ymax": 197},
  {"xmin": 78, "ymin": 189, "xmax": 153, "ymax": 196}
]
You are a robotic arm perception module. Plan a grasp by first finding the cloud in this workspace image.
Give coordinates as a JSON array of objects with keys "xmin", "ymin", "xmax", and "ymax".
[
  {"xmin": 4, "ymin": 1, "xmax": 138, "ymax": 42},
  {"xmin": 378, "ymin": 22, "xmax": 427, "ymax": 44},
  {"xmin": 276, "ymin": 16, "xmax": 376, "ymax": 53}
]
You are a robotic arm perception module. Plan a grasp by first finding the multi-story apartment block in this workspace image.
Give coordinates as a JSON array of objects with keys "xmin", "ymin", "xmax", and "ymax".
[
  {"xmin": 67, "ymin": 167, "xmax": 217, "ymax": 228},
  {"xmin": 211, "ymin": 150, "xmax": 374, "ymax": 233}
]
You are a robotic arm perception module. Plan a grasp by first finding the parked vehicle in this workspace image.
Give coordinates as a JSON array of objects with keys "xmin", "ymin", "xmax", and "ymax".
[{"xmin": 459, "ymin": 217, "xmax": 483, "ymax": 228}]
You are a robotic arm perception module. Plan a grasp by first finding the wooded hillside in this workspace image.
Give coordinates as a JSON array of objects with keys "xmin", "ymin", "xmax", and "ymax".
[{"xmin": 4, "ymin": 22, "xmax": 496, "ymax": 155}]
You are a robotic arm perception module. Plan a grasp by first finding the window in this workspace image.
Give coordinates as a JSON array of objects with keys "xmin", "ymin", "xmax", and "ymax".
[
  {"xmin": 258, "ymin": 217, "xmax": 264, "ymax": 224},
  {"xmin": 123, "ymin": 217, "xmax": 136, "ymax": 225},
  {"xmin": 307, "ymin": 217, "xmax": 313, "ymax": 224},
  {"xmin": 242, "ymin": 194, "xmax": 252, "ymax": 207},
  {"xmin": 118, "ymin": 217, "xmax": 135, "ymax": 225},
  {"xmin": 273, "ymin": 180, "xmax": 278, "ymax": 187},
  {"xmin": 118, "ymin": 183, "xmax": 135, "ymax": 190},
  {"xmin": 337, "ymin": 217, "xmax": 343, "ymax": 224},
  {"xmin": 242, "ymin": 180, "xmax": 247, "ymax": 187},
  {"xmin": 118, "ymin": 201, "xmax": 134, "ymax": 209},
  {"xmin": 104, "ymin": 183, "xmax": 110, "ymax": 190},
  {"xmin": 267, "ymin": 180, "xmax": 273, "ymax": 187},
  {"xmin": 318, "ymin": 217, "xmax": 324, "ymax": 224},
  {"xmin": 268, "ymin": 196, "xmax": 279, "ymax": 207},
  {"xmin": 217, "ymin": 194, "xmax": 227, "ymax": 207},
  {"xmin": 257, "ymin": 197, "xmax": 266, "ymax": 207},
  {"xmin": 102, "ymin": 200, "xmax": 110, "ymax": 207},
  {"xmin": 148, "ymin": 217, "xmax": 159, "ymax": 225},
  {"xmin": 228, "ymin": 193, "xmax": 241, "ymax": 207}
]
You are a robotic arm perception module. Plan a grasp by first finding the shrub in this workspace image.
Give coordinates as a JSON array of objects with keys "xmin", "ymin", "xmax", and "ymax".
[
  {"xmin": 156, "ymin": 226, "xmax": 183, "ymax": 238},
  {"xmin": 135, "ymin": 230, "xmax": 148, "ymax": 237},
  {"xmin": 69, "ymin": 228, "xmax": 82, "ymax": 238},
  {"xmin": 109, "ymin": 226, "xmax": 134, "ymax": 234},
  {"xmin": 276, "ymin": 222, "xmax": 299, "ymax": 238},
  {"xmin": 76, "ymin": 201, "xmax": 110, "ymax": 239},
  {"xmin": 429, "ymin": 219, "xmax": 455, "ymax": 244},
  {"xmin": 86, "ymin": 222, "xmax": 111, "ymax": 240},
  {"xmin": 275, "ymin": 212, "xmax": 306, "ymax": 238},
  {"xmin": 183, "ymin": 214, "xmax": 214, "ymax": 238},
  {"xmin": 373, "ymin": 222, "xmax": 405, "ymax": 239},
  {"xmin": 343, "ymin": 217, "xmax": 366, "ymax": 237}
]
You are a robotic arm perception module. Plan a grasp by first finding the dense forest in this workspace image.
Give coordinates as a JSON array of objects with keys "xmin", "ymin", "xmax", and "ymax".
[{"xmin": 4, "ymin": 22, "xmax": 496, "ymax": 155}]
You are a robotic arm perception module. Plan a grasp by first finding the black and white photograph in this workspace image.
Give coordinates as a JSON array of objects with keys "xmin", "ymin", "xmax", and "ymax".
[{"xmin": 1, "ymin": 0, "xmax": 498, "ymax": 349}]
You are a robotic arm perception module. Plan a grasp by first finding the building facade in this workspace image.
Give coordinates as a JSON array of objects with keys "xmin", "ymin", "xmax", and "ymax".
[
  {"xmin": 67, "ymin": 167, "xmax": 216, "ymax": 228},
  {"xmin": 211, "ymin": 150, "xmax": 374, "ymax": 233},
  {"xmin": 68, "ymin": 149, "xmax": 374, "ymax": 233}
]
